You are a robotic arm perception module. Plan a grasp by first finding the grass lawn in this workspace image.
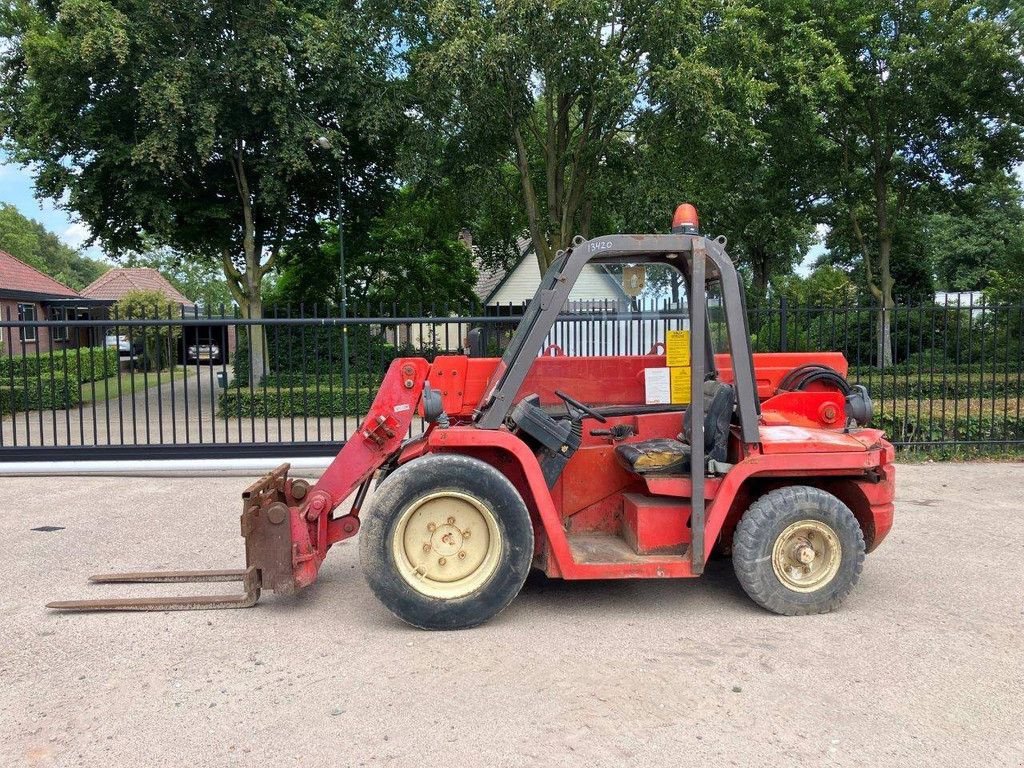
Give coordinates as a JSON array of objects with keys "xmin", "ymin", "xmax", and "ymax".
[{"xmin": 79, "ymin": 366, "xmax": 193, "ymax": 403}]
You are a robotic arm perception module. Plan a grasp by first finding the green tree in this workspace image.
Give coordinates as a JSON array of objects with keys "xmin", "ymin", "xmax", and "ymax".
[
  {"xmin": 816, "ymin": 0, "xmax": 1024, "ymax": 366},
  {"xmin": 629, "ymin": 0, "xmax": 842, "ymax": 305},
  {"xmin": 772, "ymin": 264, "xmax": 858, "ymax": 306},
  {"xmin": 113, "ymin": 289, "xmax": 182, "ymax": 370},
  {"xmin": 1, "ymin": 0, "xmax": 398, "ymax": 382},
  {"xmin": 0, "ymin": 203, "xmax": 107, "ymax": 289},
  {"xmin": 927, "ymin": 175, "xmax": 1024, "ymax": 294},
  {"xmin": 398, "ymin": 0, "xmax": 751, "ymax": 274},
  {"xmin": 270, "ymin": 186, "xmax": 478, "ymax": 310}
]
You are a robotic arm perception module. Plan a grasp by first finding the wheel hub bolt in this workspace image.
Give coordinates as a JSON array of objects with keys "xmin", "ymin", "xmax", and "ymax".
[
  {"xmin": 438, "ymin": 557, "xmax": 447, "ymax": 566},
  {"xmin": 447, "ymin": 516, "xmax": 455, "ymax": 525},
  {"xmin": 462, "ymin": 530, "xmax": 471, "ymax": 539},
  {"xmin": 796, "ymin": 544, "xmax": 815, "ymax": 564},
  {"xmin": 427, "ymin": 522, "xmax": 436, "ymax": 532},
  {"xmin": 458, "ymin": 551, "xmax": 467, "ymax": 560},
  {"xmin": 422, "ymin": 543, "xmax": 431, "ymax": 553}
]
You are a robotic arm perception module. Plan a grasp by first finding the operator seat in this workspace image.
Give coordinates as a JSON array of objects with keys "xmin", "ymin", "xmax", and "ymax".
[{"xmin": 615, "ymin": 380, "xmax": 736, "ymax": 475}]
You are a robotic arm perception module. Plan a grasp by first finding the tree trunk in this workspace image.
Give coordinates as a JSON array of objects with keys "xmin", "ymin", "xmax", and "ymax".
[
  {"xmin": 670, "ymin": 271, "xmax": 682, "ymax": 305},
  {"xmin": 749, "ymin": 245, "xmax": 770, "ymax": 307},
  {"xmin": 873, "ymin": 193, "xmax": 895, "ymax": 369},
  {"xmin": 224, "ymin": 144, "xmax": 274, "ymax": 386},
  {"xmin": 242, "ymin": 288, "xmax": 267, "ymax": 386},
  {"xmin": 875, "ymin": 270, "xmax": 895, "ymax": 369}
]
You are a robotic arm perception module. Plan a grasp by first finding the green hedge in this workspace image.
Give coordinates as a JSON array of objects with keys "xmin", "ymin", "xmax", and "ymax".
[
  {"xmin": 233, "ymin": 322, "xmax": 451, "ymax": 386},
  {"xmin": 260, "ymin": 371, "xmax": 383, "ymax": 389},
  {"xmin": 0, "ymin": 374, "xmax": 81, "ymax": 414},
  {"xmin": 0, "ymin": 346, "xmax": 118, "ymax": 384},
  {"xmin": 878, "ymin": 412, "xmax": 1024, "ymax": 446},
  {"xmin": 852, "ymin": 374, "xmax": 1020, "ymax": 400},
  {"xmin": 218, "ymin": 384, "xmax": 376, "ymax": 418}
]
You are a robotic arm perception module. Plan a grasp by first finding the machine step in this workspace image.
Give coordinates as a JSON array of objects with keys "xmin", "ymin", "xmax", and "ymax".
[{"xmin": 567, "ymin": 532, "xmax": 690, "ymax": 565}]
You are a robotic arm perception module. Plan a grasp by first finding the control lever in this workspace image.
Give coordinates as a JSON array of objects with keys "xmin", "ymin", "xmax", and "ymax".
[{"xmin": 590, "ymin": 424, "xmax": 635, "ymax": 440}]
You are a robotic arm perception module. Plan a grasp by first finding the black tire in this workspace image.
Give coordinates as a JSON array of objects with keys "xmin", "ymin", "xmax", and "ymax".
[
  {"xmin": 360, "ymin": 454, "xmax": 534, "ymax": 630},
  {"xmin": 732, "ymin": 486, "xmax": 865, "ymax": 616}
]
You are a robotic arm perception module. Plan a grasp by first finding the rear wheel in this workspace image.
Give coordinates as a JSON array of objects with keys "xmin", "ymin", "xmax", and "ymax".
[
  {"xmin": 360, "ymin": 454, "xmax": 533, "ymax": 629},
  {"xmin": 732, "ymin": 486, "xmax": 865, "ymax": 616}
]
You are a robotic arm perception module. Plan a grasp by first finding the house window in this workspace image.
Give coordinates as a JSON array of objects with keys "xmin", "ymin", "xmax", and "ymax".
[
  {"xmin": 17, "ymin": 303, "xmax": 37, "ymax": 343},
  {"xmin": 51, "ymin": 307, "xmax": 68, "ymax": 342}
]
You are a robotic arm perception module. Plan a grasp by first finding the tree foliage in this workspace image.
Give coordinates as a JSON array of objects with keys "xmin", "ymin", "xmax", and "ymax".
[
  {"xmin": 398, "ymin": 0, "xmax": 757, "ymax": 273},
  {"xmin": 926, "ymin": 175, "xmax": 1024, "ymax": 294},
  {"xmin": 113, "ymin": 289, "xmax": 182, "ymax": 370},
  {"xmin": 270, "ymin": 186, "xmax": 478, "ymax": 310},
  {"xmin": 626, "ymin": 0, "xmax": 843, "ymax": 303},
  {"xmin": 815, "ymin": 0, "xmax": 1024, "ymax": 364},
  {"xmin": 0, "ymin": 203, "xmax": 107, "ymax": 289},
  {"xmin": 1, "ymin": 0, "xmax": 400, "ymax": 380}
]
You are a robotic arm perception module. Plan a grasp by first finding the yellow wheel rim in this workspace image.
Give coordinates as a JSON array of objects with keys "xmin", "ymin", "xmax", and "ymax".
[
  {"xmin": 391, "ymin": 491, "xmax": 503, "ymax": 599},
  {"xmin": 771, "ymin": 520, "xmax": 842, "ymax": 593}
]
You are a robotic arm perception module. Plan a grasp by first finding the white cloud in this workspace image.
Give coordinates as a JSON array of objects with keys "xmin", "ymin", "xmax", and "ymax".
[{"xmin": 62, "ymin": 221, "xmax": 93, "ymax": 249}]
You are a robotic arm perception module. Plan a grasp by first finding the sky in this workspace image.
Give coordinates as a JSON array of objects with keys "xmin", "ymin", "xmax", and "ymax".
[{"xmin": 0, "ymin": 154, "xmax": 106, "ymax": 261}]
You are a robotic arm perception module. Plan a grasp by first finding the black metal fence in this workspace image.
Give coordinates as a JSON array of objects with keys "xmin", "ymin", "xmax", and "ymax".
[{"xmin": 1, "ymin": 296, "xmax": 1021, "ymax": 461}]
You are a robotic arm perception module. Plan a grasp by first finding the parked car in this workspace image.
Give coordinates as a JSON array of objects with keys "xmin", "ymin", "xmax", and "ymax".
[
  {"xmin": 104, "ymin": 334, "xmax": 131, "ymax": 355},
  {"xmin": 186, "ymin": 339, "xmax": 221, "ymax": 364}
]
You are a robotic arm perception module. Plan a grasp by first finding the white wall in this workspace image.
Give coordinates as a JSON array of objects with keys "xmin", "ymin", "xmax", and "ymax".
[{"xmin": 488, "ymin": 252, "xmax": 622, "ymax": 306}]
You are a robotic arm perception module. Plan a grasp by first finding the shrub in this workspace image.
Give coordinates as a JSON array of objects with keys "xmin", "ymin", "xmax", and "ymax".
[
  {"xmin": 260, "ymin": 371, "xmax": 383, "ymax": 389},
  {"xmin": 0, "ymin": 374, "xmax": 81, "ymax": 414},
  {"xmin": 0, "ymin": 346, "xmax": 118, "ymax": 384},
  {"xmin": 877, "ymin": 412, "xmax": 1024, "ymax": 446},
  {"xmin": 218, "ymin": 383, "xmax": 376, "ymax": 418},
  {"xmin": 851, "ymin": 373, "xmax": 1019, "ymax": 400},
  {"xmin": 232, "ymin": 321, "xmax": 450, "ymax": 386},
  {"xmin": 113, "ymin": 290, "xmax": 183, "ymax": 370}
]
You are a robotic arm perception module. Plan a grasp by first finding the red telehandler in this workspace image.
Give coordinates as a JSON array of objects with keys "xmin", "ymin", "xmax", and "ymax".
[{"xmin": 50, "ymin": 206, "xmax": 895, "ymax": 629}]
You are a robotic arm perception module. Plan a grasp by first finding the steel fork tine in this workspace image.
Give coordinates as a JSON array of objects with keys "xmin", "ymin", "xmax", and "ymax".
[
  {"xmin": 88, "ymin": 568, "xmax": 249, "ymax": 584},
  {"xmin": 47, "ymin": 567, "xmax": 260, "ymax": 612}
]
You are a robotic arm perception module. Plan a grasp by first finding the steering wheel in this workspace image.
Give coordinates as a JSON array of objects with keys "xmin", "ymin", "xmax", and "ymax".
[{"xmin": 554, "ymin": 390, "xmax": 608, "ymax": 423}]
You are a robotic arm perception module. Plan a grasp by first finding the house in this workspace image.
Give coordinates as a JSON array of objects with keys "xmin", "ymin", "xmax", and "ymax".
[
  {"xmin": 469, "ymin": 242, "xmax": 677, "ymax": 358},
  {"xmin": 474, "ymin": 241, "xmax": 629, "ymax": 312},
  {"xmin": 0, "ymin": 249, "xmax": 100, "ymax": 355},
  {"xmin": 81, "ymin": 268, "xmax": 196, "ymax": 310},
  {"xmin": 81, "ymin": 268, "xmax": 234, "ymax": 363}
]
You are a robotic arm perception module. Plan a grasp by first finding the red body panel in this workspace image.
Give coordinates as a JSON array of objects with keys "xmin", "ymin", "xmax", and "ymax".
[
  {"xmin": 426, "ymin": 351, "xmax": 850, "ymax": 417},
  {"xmin": 291, "ymin": 352, "xmax": 894, "ymax": 587}
]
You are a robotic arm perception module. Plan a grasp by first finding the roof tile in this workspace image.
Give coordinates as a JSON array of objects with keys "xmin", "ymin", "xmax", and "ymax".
[
  {"xmin": 0, "ymin": 249, "xmax": 81, "ymax": 298},
  {"xmin": 81, "ymin": 268, "xmax": 195, "ymax": 308}
]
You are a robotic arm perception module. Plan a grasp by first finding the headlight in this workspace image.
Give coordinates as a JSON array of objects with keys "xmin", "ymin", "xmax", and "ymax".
[
  {"xmin": 421, "ymin": 382, "xmax": 448, "ymax": 426},
  {"xmin": 845, "ymin": 385, "xmax": 873, "ymax": 427}
]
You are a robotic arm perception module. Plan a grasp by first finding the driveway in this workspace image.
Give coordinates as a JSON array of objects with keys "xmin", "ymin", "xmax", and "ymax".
[{"xmin": 1, "ymin": 463, "xmax": 1022, "ymax": 767}]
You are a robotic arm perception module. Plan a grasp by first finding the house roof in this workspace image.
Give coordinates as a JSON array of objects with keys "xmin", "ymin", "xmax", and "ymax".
[
  {"xmin": 472, "ymin": 260, "xmax": 508, "ymax": 305},
  {"xmin": 81, "ymin": 268, "xmax": 195, "ymax": 308},
  {"xmin": 0, "ymin": 249, "xmax": 81, "ymax": 300}
]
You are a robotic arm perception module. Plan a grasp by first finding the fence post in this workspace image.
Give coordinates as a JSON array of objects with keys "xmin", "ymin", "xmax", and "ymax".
[{"xmin": 779, "ymin": 295, "xmax": 789, "ymax": 352}]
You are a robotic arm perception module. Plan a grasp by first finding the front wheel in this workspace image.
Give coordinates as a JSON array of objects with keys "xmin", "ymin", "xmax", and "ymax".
[
  {"xmin": 360, "ymin": 454, "xmax": 534, "ymax": 630},
  {"xmin": 732, "ymin": 486, "xmax": 865, "ymax": 616}
]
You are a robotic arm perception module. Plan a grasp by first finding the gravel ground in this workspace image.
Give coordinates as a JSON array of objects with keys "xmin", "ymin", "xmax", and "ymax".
[{"xmin": 1, "ymin": 463, "xmax": 1022, "ymax": 767}]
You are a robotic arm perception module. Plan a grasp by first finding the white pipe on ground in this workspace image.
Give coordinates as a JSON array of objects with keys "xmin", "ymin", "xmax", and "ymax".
[{"xmin": 0, "ymin": 457, "xmax": 335, "ymax": 477}]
